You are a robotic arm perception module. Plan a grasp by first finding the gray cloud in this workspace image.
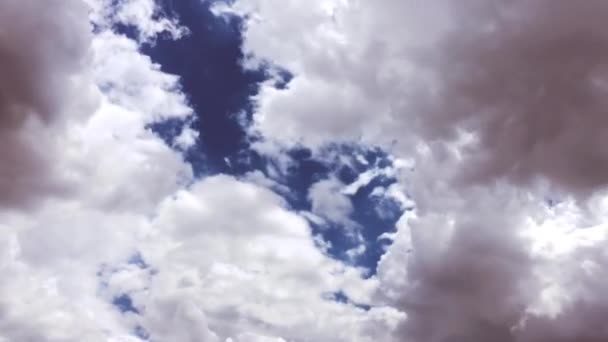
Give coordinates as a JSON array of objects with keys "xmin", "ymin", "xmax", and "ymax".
[
  {"xmin": 413, "ymin": 0, "xmax": 608, "ymax": 194},
  {"xmin": 0, "ymin": 0, "xmax": 91, "ymax": 125},
  {"xmin": 514, "ymin": 239, "xmax": 608, "ymax": 342},
  {"xmin": 378, "ymin": 2, "xmax": 608, "ymax": 340},
  {"xmin": 0, "ymin": 0, "xmax": 93, "ymax": 208},
  {"xmin": 388, "ymin": 2, "xmax": 608, "ymax": 339},
  {"xmin": 379, "ymin": 159, "xmax": 543, "ymax": 342},
  {"xmin": 232, "ymin": 0, "xmax": 608, "ymax": 340}
]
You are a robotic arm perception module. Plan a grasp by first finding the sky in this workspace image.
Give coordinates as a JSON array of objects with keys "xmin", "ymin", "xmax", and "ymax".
[{"xmin": 3, "ymin": 0, "xmax": 608, "ymax": 341}]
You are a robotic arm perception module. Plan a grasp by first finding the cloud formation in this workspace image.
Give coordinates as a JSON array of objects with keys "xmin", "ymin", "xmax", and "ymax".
[
  {"xmin": 0, "ymin": 0, "xmax": 91, "ymax": 126},
  {"xmin": 233, "ymin": 0, "xmax": 608, "ymax": 193},
  {"xmin": 7, "ymin": 0, "xmax": 608, "ymax": 341},
  {"xmin": 0, "ymin": 0, "xmax": 95, "ymax": 208},
  {"xmin": 0, "ymin": 0, "xmax": 198, "ymax": 339},
  {"xmin": 412, "ymin": 0, "xmax": 608, "ymax": 194},
  {"xmin": 0, "ymin": 1, "xmax": 402, "ymax": 341},
  {"xmin": 225, "ymin": 0, "xmax": 608, "ymax": 341}
]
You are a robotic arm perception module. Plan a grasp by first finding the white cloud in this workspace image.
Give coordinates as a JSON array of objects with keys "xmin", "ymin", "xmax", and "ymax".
[
  {"xmin": 87, "ymin": 0, "xmax": 188, "ymax": 42},
  {"xmin": 308, "ymin": 177, "xmax": 356, "ymax": 230},
  {"xmin": 228, "ymin": 333, "xmax": 287, "ymax": 342},
  {"xmin": 101, "ymin": 175, "xmax": 402, "ymax": 341},
  {"xmin": 342, "ymin": 168, "xmax": 382, "ymax": 196},
  {"xmin": 233, "ymin": 0, "xmax": 608, "ymax": 193},
  {"xmin": 174, "ymin": 126, "xmax": 199, "ymax": 150},
  {"xmin": 0, "ymin": 1, "xmax": 405, "ymax": 341},
  {"xmin": 224, "ymin": 0, "xmax": 608, "ymax": 340},
  {"xmin": 0, "ymin": 0, "xmax": 198, "ymax": 340}
]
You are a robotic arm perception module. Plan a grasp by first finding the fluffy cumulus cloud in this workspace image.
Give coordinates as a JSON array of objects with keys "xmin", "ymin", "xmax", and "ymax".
[
  {"xmin": 227, "ymin": 0, "xmax": 608, "ymax": 192},
  {"xmin": 308, "ymin": 177, "xmax": 356, "ymax": 228},
  {"xmin": 0, "ymin": 0, "xmax": 402, "ymax": 341},
  {"xmin": 113, "ymin": 175, "xmax": 401, "ymax": 341},
  {"xmin": 0, "ymin": 0, "xmax": 195, "ymax": 339},
  {"xmin": 217, "ymin": 0, "xmax": 608, "ymax": 341}
]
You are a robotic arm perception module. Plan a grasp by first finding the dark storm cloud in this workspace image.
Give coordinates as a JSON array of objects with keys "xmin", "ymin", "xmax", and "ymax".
[
  {"xmin": 413, "ymin": 0, "xmax": 608, "ymax": 194},
  {"xmin": 0, "ymin": 0, "xmax": 92, "ymax": 208}
]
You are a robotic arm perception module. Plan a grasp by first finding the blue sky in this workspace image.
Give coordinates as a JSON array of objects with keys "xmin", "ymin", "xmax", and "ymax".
[{"xmin": 130, "ymin": 0, "xmax": 405, "ymax": 274}]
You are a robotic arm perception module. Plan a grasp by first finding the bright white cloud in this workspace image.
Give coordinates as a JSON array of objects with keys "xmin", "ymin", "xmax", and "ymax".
[
  {"xmin": 120, "ymin": 175, "xmax": 402, "ymax": 341},
  {"xmin": 87, "ymin": 0, "xmax": 188, "ymax": 42},
  {"xmin": 0, "ymin": 1, "xmax": 404, "ymax": 341},
  {"xmin": 308, "ymin": 177, "xmax": 356, "ymax": 229}
]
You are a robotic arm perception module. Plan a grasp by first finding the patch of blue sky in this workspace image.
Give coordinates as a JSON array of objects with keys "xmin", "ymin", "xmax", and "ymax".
[
  {"xmin": 323, "ymin": 290, "xmax": 372, "ymax": 311},
  {"xmin": 277, "ymin": 145, "xmax": 405, "ymax": 273},
  {"xmin": 134, "ymin": 325, "xmax": 150, "ymax": 340},
  {"xmin": 125, "ymin": 0, "xmax": 407, "ymax": 274},
  {"xmin": 113, "ymin": 293, "xmax": 140, "ymax": 314},
  {"xmin": 139, "ymin": 0, "xmax": 268, "ymax": 173},
  {"xmin": 99, "ymin": 252, "xmax": 154, "ymax": 320},
  {"xmin": 128, "ymin": 251, "xmax": 151, "ymax": 270}
]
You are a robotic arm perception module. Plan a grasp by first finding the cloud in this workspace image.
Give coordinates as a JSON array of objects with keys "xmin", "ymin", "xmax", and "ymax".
[
  {"xmin": 0, "ymin": 0, "xmax": 197, "ymax": 339},
  {"xmin": 408, "ymin": 0, "xmax": 608, "ymax": 194},
  {"xmin": 0, "ymin": 0, "xmax": 92, "ymax": 126},
  {"xmin": 231, "ymin": 0, "xmax": 608, "ymax": 194},
  {"xmin": 308, "ymin": 177, "xmax": 356, "ymax": 228},
  {"xmin": 226, "ymin": 0, "xmax": 608, "ymax": 341},
  {"xmin": 229, "ymin": 333, "xmax": 287, "ymax": 342},
  {"xmin": 10, "ymin": 0, "xmax": 608, "ymax": 340},
  {"xmin": 377, "ymin": 180, "xmax": 540, "ymax": 341},
  {"xmin": 87, "ymin": 0, "xmax": 188, "ymax": 42},
  {"xmin": 0, "ymin": 1, "xmax": 404, "ymax": 341},
  {"xmin": 0, "ymin": 0, "xmax": 96, "ymax": 208},
  {"xmin": 99, "ymin": 175, "xmax": 402, "ymax": 341}
]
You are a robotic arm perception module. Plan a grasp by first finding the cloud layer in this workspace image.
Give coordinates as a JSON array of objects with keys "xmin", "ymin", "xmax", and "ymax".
[{"xmin": 223, "ymin": 0, "xmax": 608, "ymax": 341}]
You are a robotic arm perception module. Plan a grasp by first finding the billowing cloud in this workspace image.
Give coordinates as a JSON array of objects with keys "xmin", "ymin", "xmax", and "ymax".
[
  {"xmin": 113, "ymin": 175, "xmax": 401, "ymax": 341},
  {"xmin": 229, "ymin": 0, "xmax": 608, "ymax": 193},
  {"xmin": 222, "ymin": 0, "xmax": 608, "ymax": 341},
  {"xmin": 87, "ymin": 0, "xmax": 188, "ymax": 42},
  {"xmin": 408, "ymin": 0, "xmax": 608, "ymax": 194},
  {"xmin": 0, "ymin": 1, "xmax": 402, "ymax": 341},
  {"xmin": 0, "ymin": 0, "xmax": 96, "ymax": 208},
  {"xmin": 0, "ymin": 0, "xmax": 197, "ymax": 339},
  {"xmin": 0, "ymin": 0, "xmax": 92, "ymax": 126}
]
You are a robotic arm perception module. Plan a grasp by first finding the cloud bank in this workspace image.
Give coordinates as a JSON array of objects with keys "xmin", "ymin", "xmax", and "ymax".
[{"xmin": 222, "ymin": 0, "xmax": 608, "ymax": 341}]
